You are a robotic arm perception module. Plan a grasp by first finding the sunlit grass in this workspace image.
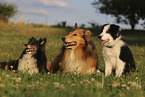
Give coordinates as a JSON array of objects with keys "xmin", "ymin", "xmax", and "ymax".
[{"xmin": 0, "ymin": 24, "xmax": 144, "ymax": 97}]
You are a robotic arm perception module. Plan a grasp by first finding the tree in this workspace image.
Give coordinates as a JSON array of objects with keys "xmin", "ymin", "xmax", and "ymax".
[
  {"xmin": 92, "ymin": 0, "xmax": 145, "ymax": 30},
  {"xmin": 0, "ymin": 3, "xmax": 17, "ymax": 23}
]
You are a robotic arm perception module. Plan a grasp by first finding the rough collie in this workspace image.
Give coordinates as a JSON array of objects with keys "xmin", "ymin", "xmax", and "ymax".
[
  {"xmin": 48, "ymin": 23, "xmax": 99, "ymax": 74},
  {"xmin": 0, "ymin": 37, "xmax": 48, "ymax": 74},
  {"xmin": 98, "ymin": 24, "xmax": 136, "ymax": 77}
]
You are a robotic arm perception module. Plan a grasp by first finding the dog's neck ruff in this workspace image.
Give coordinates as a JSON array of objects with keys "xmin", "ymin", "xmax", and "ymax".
[
  {"xmin": 64, "ymin": 49, "xmax": 83, "ymax": 73},
  {"xmin": 18, "ymin": 54, "xmax": 39, "ymax": 75}
]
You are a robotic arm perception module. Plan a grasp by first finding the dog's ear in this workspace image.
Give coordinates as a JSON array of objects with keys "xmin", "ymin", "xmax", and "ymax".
[
  {"xmin": 117, "ymin": 28, "xmax": 122, "ymax": 37},
  {"xmin": 39, "ymin": 38, "xmax": 46, "ymax": 46},
  {"xmin": 29, "ymin": 37, "xmax": 35, "ymax": 40},
  {"xmin": 72, "ymin": 23, "xmax": 78, "ymax": 31},
  {"xmin": 83, "ymin": 30, "xmax": 92, "ymax": 42},
  {"xmin": 110, "ymin": 24, "xmax": 121, "ymax": 39}
]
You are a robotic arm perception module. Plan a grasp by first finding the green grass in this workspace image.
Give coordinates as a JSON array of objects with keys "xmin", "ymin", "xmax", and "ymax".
[{"xmin": 0, "ymin": 24, "xmax": 144, "ymax": 97}]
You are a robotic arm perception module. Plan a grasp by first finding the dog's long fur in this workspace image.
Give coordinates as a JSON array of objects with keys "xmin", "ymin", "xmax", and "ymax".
[
  {"xmin": 48, "ymin": 23, "xmax": 98, "ymax": 74},
  {"xmin": 98, "ymin": 24, "xmax": 136, "ymax": 77},
  {"xmin": 0, "ymin": 37, "xmax": 48, "ymax": 74},
  {"xmin": 38, "ymin": 38, "xmax": 48, "ymax": 73}
]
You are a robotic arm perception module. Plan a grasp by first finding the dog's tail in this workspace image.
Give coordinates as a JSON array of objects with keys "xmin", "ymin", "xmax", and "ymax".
[{"xmin": 0, "ymin": 60, "xmax": 18, "ymax": 70}]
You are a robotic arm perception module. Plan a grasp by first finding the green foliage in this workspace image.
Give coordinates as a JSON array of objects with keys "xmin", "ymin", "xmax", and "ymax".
[
  {"xmin": 92, "ymin": 0, "xmax": 145, "ymax": 30},
  {"xmin": 0, "ymin": 24, "xmax": 144, "ymax": 97},
  {"xmin": 0, "ymin": 3, "xmax": 17, "ymax": 23},
  {"xmin": 54, "ymin": 21, "xmax": 67, "ymax": 28}
]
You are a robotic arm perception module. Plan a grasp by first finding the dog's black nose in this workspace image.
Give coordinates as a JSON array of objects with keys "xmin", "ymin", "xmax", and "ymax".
[
  {"xmin": 61, "ymin": 37, "xmax": 65, "ymax": 42},
  {"xmin": 25, "ymin": 44, "xmax": 28, "ymax": 47},
  {"xmin": 98, "ymin": 35, "xmax": 102, "ymax": 39}
]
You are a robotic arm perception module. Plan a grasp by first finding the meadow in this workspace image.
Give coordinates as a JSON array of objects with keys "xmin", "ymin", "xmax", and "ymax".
[{"xmin": 0, "ymin": 24, "xmax": 144, "ymax": 97}]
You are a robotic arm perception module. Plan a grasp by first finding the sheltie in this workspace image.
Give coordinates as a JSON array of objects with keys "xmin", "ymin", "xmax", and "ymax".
[
  {"xmin": 0, "ymin": 37, "xmax": 48, "ymax": 74},
  {"xmin": 48, "ymin": 23, "xmax": 99, "ymax": 74}
]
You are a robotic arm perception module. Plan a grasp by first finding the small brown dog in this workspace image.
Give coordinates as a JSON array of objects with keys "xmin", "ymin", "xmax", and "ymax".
[{"xmin": 48, "ymin": 23, "xmax": 99, "ymax": 74}]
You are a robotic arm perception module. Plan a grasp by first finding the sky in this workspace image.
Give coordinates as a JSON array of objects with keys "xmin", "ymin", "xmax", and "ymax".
[{"xmin": 0, "ymin": 0, "xmax": 143, "ymax": 29}]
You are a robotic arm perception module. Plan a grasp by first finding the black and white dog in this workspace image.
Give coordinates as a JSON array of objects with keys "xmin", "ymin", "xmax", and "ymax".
[
  {"xmin": 18, "ymin": 37, "xmax": 49, "ymax": 74},
  {"xmin": 0, "ymin": 37, "xmax": 48, "ymax": 75},
  {"xmin": 98, "ymin": 24, "xmax": 136, "ymax": 77}
]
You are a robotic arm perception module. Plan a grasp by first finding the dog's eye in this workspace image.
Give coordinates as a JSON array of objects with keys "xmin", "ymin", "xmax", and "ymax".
[
  {"xmin": 73, "ymin": 34, "xmax": 77, "ymax": 36},
  {"xmin": 106, "ymin": 31, "xmax": 109, "ymax": 33}
]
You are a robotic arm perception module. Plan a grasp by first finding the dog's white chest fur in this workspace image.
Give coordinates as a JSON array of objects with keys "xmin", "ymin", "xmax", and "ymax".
[
  {"xmin": 103, "ymin": 46, "xmax": 119, "ymax": 69},
  {"xmin": 103, "ymin": 40, "xmax": 125, "ymax": 77},
  {"xmin": 65, "ymin": 50, "xmax": 83, "ymax": 73},
  {"xmin": 18, "ymin": 54, "xmax": 39, "ymax": 75}
]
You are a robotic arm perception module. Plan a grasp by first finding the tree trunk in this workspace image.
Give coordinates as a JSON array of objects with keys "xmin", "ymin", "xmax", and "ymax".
[
  {"xmin": 130, "ymin": 23, "xmax": 135, "ymax": 31},
  {"xmin": 4, "ymin": 16, "xmax": 9, "ymax": 23},
  {"xmin": 130, "ymin": 18, "xmax": 136, "ymax": 31}
]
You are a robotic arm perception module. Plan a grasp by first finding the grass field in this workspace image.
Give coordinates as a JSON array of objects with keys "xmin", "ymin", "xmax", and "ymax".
[{"xmin": 0, "ymin": 24, "xmax": 144, "ymax": 97}]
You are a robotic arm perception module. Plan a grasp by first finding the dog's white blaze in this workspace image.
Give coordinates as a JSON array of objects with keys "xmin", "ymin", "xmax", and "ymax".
[
  {"xmin": 99, "ymin": 25, "xmax": 115, "ymax": 46},
  {"xmin": 101, "ymin": 25, "xmax": 110, "ymax": 35},
  {"xmin": 103, "ymin": 40, "xmax": 125, "ymax": 77},
  {"xmin": 18, "ymin": 54, "xmax": 39, "ymax": 75},
  {"xmin": 100, "ymin": 25, "xmax": 111, "ymax": 40},
  {"xmin": 65, "ymin": 50, "xmax": 84, "ymax": 73}
]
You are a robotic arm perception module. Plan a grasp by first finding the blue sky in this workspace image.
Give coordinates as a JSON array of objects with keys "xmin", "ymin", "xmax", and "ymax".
[{"xmin": 0, "ymin": 0, "xmax": 143, "ymax": 29}]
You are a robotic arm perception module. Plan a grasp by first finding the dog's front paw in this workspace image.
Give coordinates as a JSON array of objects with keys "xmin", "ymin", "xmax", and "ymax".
[
  {"xmin": 105, "ymin": 72, "xmax": 111, "ymax": 77},
  {"xmin": 105, "ymin": 69, "xmax": 112, "ymax": 77}
]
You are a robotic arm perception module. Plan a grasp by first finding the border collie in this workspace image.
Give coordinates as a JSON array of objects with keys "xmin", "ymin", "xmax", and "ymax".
[
  {"xmin": 48, "ymin": 23, "xmax": 99, "ymax": 74},
  {"xmin": 0, "ymin": 37, "xmax": 48, "ymax": 74},
  {"xmin": 98, "ymin": 24, "xmax": 136, "ymax": 77}
]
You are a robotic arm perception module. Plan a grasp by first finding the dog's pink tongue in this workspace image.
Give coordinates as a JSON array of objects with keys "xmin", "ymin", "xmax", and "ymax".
[
  {"xmin": 69, "ymin": 42, "xmax": 76, "ymax": 45},
  {"xmin": 100, "ymin": 40, "xmax": 107, "ymax": 45},
  {"xmin": 65, "ymin": 42, "xmax": 76, "ymax": 46}
]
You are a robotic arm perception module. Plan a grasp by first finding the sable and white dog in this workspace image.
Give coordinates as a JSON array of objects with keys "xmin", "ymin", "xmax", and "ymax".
[
  {"xmin": 48, "ymin": 23, "xmax": 99, "ymax": 74},
  {"xmin": 98, "ymin": 24, "xmax": 136, "ymax": 77}
]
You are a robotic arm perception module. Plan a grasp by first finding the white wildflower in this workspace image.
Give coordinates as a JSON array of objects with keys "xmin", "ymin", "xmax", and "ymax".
[
  {"xmin": 121, "ymin": 84, "xmax": 127, "ymax": 87},
  {"xmin": 96, "ymin": 82, "xmax": 102, "ymax": 88},
  {"xmin": 15, "ymin": 77, "xmax": 21, "ymax": 83},
  {"xmin": 135, "ymin": 84, "xmax": 142, "ymax": 89},
  {"xmin": 130, "ymin": 82, "xmax": 137, "ymax": 87},
  {"xmin": 126, "ymin": 86, "xmax": 130, "ymax": 90},
  {"xmin": 80, "ymin": 81, "xmax": 83, "ymax": 84},
  {"xmin": 91, "ymin": 78, "xmax": 96, "ymax": 82},
  {"xmin": 71, "ymin": 84, "xmax": 76, "ymax": 87},
  {"xmin": 6, "ymin": 75, "xmax": 9, "ymax": 77},
  {"xmin": 10, "ymin": 66, "xmax": 13, "ymax": 69},
  {"xmin": 60, "ymin": 84, "xmax": 66, "ymax": 89},
  {"xmin": 112, "ymin": 83, "xmax": 118, "ymax": 88},
  {"xmin": 53, "ymin": 82, "xmax": 60, "ymax": 88},
  {"xmin": 127, "ymin": 82, "xmax": 132, "ymax": 85}
]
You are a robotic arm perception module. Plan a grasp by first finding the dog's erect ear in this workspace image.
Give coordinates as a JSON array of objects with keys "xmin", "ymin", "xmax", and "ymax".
[
  {"xmin": 72, "ymin": 23, "xmax": 78, "ymax": 31},
  {"xmin": 39, "ymin": 38, "xmax": 46, "ymax": 45},
  {"xmin": 83, "ymin": 30, "xmax": 92, "ymax": 42},
  {"xmin": 29, "ymin": 37, "xmax": 35, "ymax": 41}
]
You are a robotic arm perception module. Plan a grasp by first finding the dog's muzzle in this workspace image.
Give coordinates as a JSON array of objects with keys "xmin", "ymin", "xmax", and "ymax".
[
  {"xmin": 98, "ymin": 35, "xmax": 102, "ymax": 40},
  {"xmin": 61, "ymin": 37, "xmax": 66, "ymax": 42},
  {"xmin": 61, "ymin": 37, "xmax": 77, "ymax": 47}
]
